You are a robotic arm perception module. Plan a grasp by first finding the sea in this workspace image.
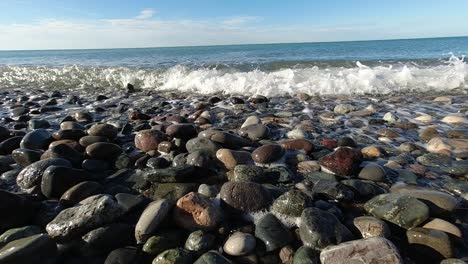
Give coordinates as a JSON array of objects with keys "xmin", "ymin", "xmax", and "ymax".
[{"xmin": 0, "ymin": 36, "xmax": 467, "ymax": 96}]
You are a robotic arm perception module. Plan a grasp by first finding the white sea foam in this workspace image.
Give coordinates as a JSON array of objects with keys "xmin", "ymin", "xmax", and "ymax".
[{"xmin": 0, "ymin": 55, "xmax": 466, "ymax": 95}]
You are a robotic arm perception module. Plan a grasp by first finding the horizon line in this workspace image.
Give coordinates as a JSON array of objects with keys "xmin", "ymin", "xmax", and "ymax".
[{"xmin": 0, "ymin": 35, "xmax": 467, "ymax": 52}]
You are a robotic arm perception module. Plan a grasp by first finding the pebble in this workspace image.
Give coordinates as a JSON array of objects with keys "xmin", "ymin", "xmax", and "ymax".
[
  {"xmin": 219, "ymin": 181, "xmax": 272, "ymax": 214},
  {"xmin": 134, "ymin": 129, "xmax": 167, "ymax": 152},
  {"xmin": 255, "ymin": 213, "xmax": 293, "ymax": 251},
  {"xmin": 16, "ymin": 158, "xmax": 72, "ymax": 189},
  {"xmin": 173, "ymin": 192, "xmax": 222, "ymax": 230},
  {"xmin": 0, "ymin": 234, "xmax": 57, "ymax": 264},
  {"xmin": 216, "ymin": 149, "xmax": 253, "ymax": 169},
  {"xmin": 407, "ymin": 227, "xmax": 454, "ymax": 261},
  {"xmin": 223, "ymin": 232, "xmax": 256, "ymax": 256},
  {"xmin": 422, "ymin": 218, "xmax": 462, "ymax": 237},
  {"xmin": 358, "ymin": 162, "xmax": 386, "ymax": 182},
  {"xmin": 319, "ymin": 147, "xmax": 362, "ymax": 176},
  {"xmin": 135, "ymin": 199, "xmax": 171, "ymax": 243},
  {"xmin": 185, "ymin": 230, "xmax": 215, "ymax": 253},
  {"xmin": 252, "ymin": 144, "xmax": 285, "ymax": 164},
  {"xmin": 353, "ymin": 216, "xmax": 390, "ymax": 238}
]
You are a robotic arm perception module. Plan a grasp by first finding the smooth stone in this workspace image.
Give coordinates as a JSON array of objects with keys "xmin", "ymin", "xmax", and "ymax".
[
  {"xmin": 293, "ymin": 246, "xmax": 319, "ymax": 264},
  {"xmin": 82, "ymin": 159, "xmax": 110, "ymax": 171},
  {"xmin": 287, "ymin": 128, "xmax": 309, "ymax": 139},
  {"xmin": 197, "ymin": 184, "xmax": 219, "ymax": 198},
  {"xmin": 135, "ymin": 129, "xmax": 167, "ymax": 152},
  {"xmin": 383, "ymin": 112, "xmax": 400, "ymax": 123},
  {"xmin": 216, "ymin": 149, "xmax": 253, "ymax": 170},
  {"xmin": 239, "ymin": 124, "xmax": 269, "ymax": 140},
  {"xmin": 415, "ymin": 115, "xmax": 433, "ymax": 123},
  {"xmin": 201, "ymin": 130, "xmax": 252, "ymax": 149},
  {"xmin": 423, "ymin": 218, "xmax": 462, "ymax": 237},
  {"xmin": 41, "ymin": 166, "xmax": 88, "ymax": 198},
  {"xmin": 135, "ymin": 199, "xmax": 172, "ymax": 244},
  {"xmin": 319, "ymin": 147, "xmax": 363, "ymax": 176},
  {"xmin": 319, "ymin": 237, "xmax": 402, "ymax": 264},
  {"xmin": 337, "ymin": 137, "xmax": 357, "ymax": 148},
  {"xmin": 416, "ymin": 153, "xmax": 452, "ymax": 167},
  {"xmin": 420, "ymin": 127, "xmax": 441, "ymax": 142},
  {"xmin": 20, "ymin": 129, "xmax": 53, "ymax": 150},
  {"xmin": 219, "ymin": 181, "xmax": 272, "ymax": 214},
  {"xmin": 263, "ymin": 166, "xmax": 294, "ymax": 183},
  {"xmin": 231, "ymin": 165, "xmax": 264, "ymax": 182},
  {"xmin": 81, "ymin": 223, "xmax": 134, "ymax": 256},
  {"xmin": 142, "ymin": 230, "xmax": 186, "ymax": 256},
  {"xmin": 60, "ymin": 121, "xmax": 86, "ymax": 130},
  {"xmin": 41, "ymin": 143, "xmax": 83, "ymax": 166},
  {"xmin": 364, "ymin": 193, "xmax": 429, "ymax": 229},
  {"xmin": 427, "ymin": 137, "xmax": 453, "ymax": 153},
  {"xmin": 353, "ymin": 216, "xmax": 390, "ymax": 238},
  {"xmin": 0, "ymin": 190, "xmax": 35, "ymax": 229},
  {"xmin": 185, "ymin": 230, "xmax": 215, "ymax": 253},
  {"xmin": 255, "ymin": 213, "xmax": 293, "ymax": 251},
  {"xmin": 186, "ymin": 137, "xmax": 220, "ymax": 156},
  {"xmin": 153, "ymin": 248, "xmax": 192, "ymax": 264},
  {"xmin": 166, "ymin": 123, "xmax": 197, "ymax": 140},
  {"xmin": 29, "ymin": 119, "xmax": 50, "ymax": 129},
  {"xmin": 86, "ymin": 142, "xmax": 122, "ymax": 160},
  {"xmin": 194, "ymin": 250, "xmax": 232, "ymax": 264},
  {"xmin": 280, "ymin": 139, "xmax": 315, "ymax": 154},
  {"xmin": 358, "ymin": 163, "xmax": 386, "ymax": 182},
  {"xmin": 0, "ymin": 225, "xmax": 42, "ymax": 246},
  {"xmin": 49, "ymin": 139, "xmax": 82, "ymax": 152},
  {"xmin": 252, "ymin": 144, "xmax": 285, "ymax": 164},
  {"xmin": 115, "ymin": 193, "xmax": 148, "ymax": 214},
  {"xmin": 0, "ymin": 136, "xmax": 23, "ymax": 155},
  {"xmin": 440, "ymin": 259, "xmax": 467, "ymax": 264},
  {"xmin": 12, "ymin": 148, "xmax": 42, "ymax": 167},
  {"xmin": 241, "ymin": 116, "xmax": 261, "ymax": 128},
  {"xmin": 361, "ymin": 145, "xmax": 385, "ymax": 159},
  {"xmin": 144, "ymin": 165, "xmax": 196, "ymax": 183},
  {"xmin": 16, "ymin": 158, "xmax": 72, "ymax": 189},
  {"xmin": 334, "ymin": 104, "xmax": 355, "ymax": 114},
  {"xmin": 0, "ymin": 234, "xmax": 57, "ymax": 264},
  {"xmin": 105, "ymin": 247, "xmax": 140, "ymax": 264},
  {"xmin": 299, "ymin": 208, "xmax": 353, "ymax": 250},
  {"xmin": 272, "ymin": 190, "xmax": 313, "ymax": 217},
  {"xmin": 391, "ymin": 187, "xmax": 458, "ymax": 214},
  {"xmin": 297, "ymin": 160, "xmax": 321, "ymax": 174},
  {"xmin": 52, "ymin": 129, "xmax": 86, "ymax": 141},
  {"xmin": 376, "ymin": 128, "xmax": 400, "ymax": 138},
  {"xmin": 173, "ymin": 192, "xmax": 222, "ymax": 230},
  {"xmin": 441, "ymin": 115, "xmax": 468, "ymax": 124},
  {"xmin": 87, "ymin": 123, "xmax": 118, "ymax": 139},
  {"xmin": 407, "ymin": 227, "xmax": 453, "ymax": 260},
  {"xmin": 59, "ymin": 181, "xmax": 104, "ymax": 206},
  {"xmin": 433, "ymin": 96, "xmax": 452, "ymax": 103},
  {"xmin": 186, "ymin": 150, "xmax": 213, "ymax": 168},
  {"xmin": 341, "ymin": 179, "xmax": 386, "ymax": 200},
  {"xmin": 223, "ymin": 232, "xmax": 256, "ymax": 256},
  {"xmin": 79, "ymin": 135, "xmax": 109, "ymax": 147},
  {"xmin": 46, "ymin": 194, "xmax": 123, "ymax": 241},
  {"xmin": 153, "ymin": 183, "xmax": 199, "ymax": 201},
  {"xmin": 312, "ymin": 181, "xmax": 355, "ymax": 201}
]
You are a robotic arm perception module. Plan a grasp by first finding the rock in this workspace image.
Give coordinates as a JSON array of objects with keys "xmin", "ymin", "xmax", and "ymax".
[
  {"xmin": 42, "ymin": 143, "xmax": 83, "ymax": 167},
  {"xmin": 87, "ymin": 123, "xmax": 118, "ymax": 139},
  {"xmin": 186, "ymin": 138, "xmax": 220, "ymax": 156},
  {"xmin": 166, "ymin": 124, "xmax": 197, "ymax": 140},
  {"xmin": 216, "ymin": 149, "xmax": 253, "ymax": 170},
  {"xmin": 144, "ymin": 165, "xmax": 196, "ymax": 183},
  {"xmin": 223, "ymin": 232, "xmax": 256, "ymax": 256},
  {"xmin": 0, "ymin": 136, "xmax": 22, "ymax": 155},
  {"xmin": 364, "ymin": 193, "xmax": 429, "ymax": 229},
  {"xmin": 415, "ymin": 115, "xmax": 433, "ymax": 123},
  {"xmin": 420, "ymin": 127, "xmax": 441, "ymax": 142},
  {"xmin": 185, "ymin": 230, "xmax": 215, "ymax": 253},
  {"xmin": 334, "ymin": 104, "xmax": 355, "ymax": 114},
  {"xmin": 319, "ymin": 237, "xmax": 402, "ymax": 264},
  {"xmin": 299, "ymin": 208, "xmax": 353, "ymax": 250},
  {"xmin": 197, "ymin": 184, "xmax": 219, "ymax": 198},
  {"xmin": 433, "ymin": 96, "xmax": 452, "ymax": 103},
  {"xmin": 201, "ymin": 130, "xmax": 252, "ymax": 149},
  {"xmin": 337, "ymin": 137, "xmax": 357, "ymax": 148},
  {"xmin": 41, "ymin": 166, "xmax": 88, "ymax": 198},
  {"xmin": 60, "ymin": 181, "xmax": 103, "ymax": 206},
  {"xmin": 86, "ymin": 142, "xmax": 122, "ymax": 160},
  {"xmin": 135, "ymin": 199, "xmax": 171, "ymax": 244},
  {"xmin": 173, "ymin": 192, "xmax": 222, "ymax": 230},
  {"xmin": 383, "ymin": 112, "xmax": 400, "ymax": 123},
  {"xmin": 361, "ymin": 145, "xmax": 385, "ymax": 159},
  {"xmin": 0, "ymin": 191, "xmax": 35, "ymax": 230},
  {"xmin": 0, "ymin": 225, "xmax": 42, "ymax": 246},
  {"xmin": 280, "ymin": 139, "xmax": 315, "ymax": 154},
  {"xmin": 153, "ymin": 183, "xmax": 199, "ymax": 201},
  {"xmin": 12, "ymin": 148, "xmax": 42, "ymax": 167},
  {"xmin": 390, "ymin": 187, "xmax": 458, "ymax": 214},
  {"xmin": 79, "ymin": 135, "xmax": 109, "ymax": 147},
  {"xmin": 297, "ymin": 160, "xmax": 321, "ymax": 174},
  {"xmin": 263, "ymin": 166, "xmax": 294, "ymax": 183},
  {"xmin": 272, "ymin": 190, "xmax": 313, "ymax": 217},
  {"xmin": 423, "ymin": 218, "xmax": 462, "ymax": 237},
  {"xmin": 0, "ymin": 234, "xmax": 57, "ymax": 264},
  {"xmin": 194, "ymin": 251, "xmax": 232, "ymax": 264},
  {"xmin": 60, "ymin": 121, "xmax": 86, "ymax": 130},
  {"xmin": 241, "ymin": 116, "xmax": 261, "ymax": 128},
  {"xmin": 319, "ymin": 147, "xmax": 362, "ymax": 176},
  {"xmin": 255, "ymin": 213, "xmax": 293, "ymax": 251},
  {"xmin": 407, "ymin": 227, "xmax": 453, "ymax": 261},
  {"xmin": 252, "ymin": 144, "xmax": 285, "ymax": 164},
  {"xmin": 293, "ymin": 246, "xmax": 318, "ymax": 264},
  {"xmin": 441, "ymin": 115, "xmax": 468, "ymax": 124},
  {"xmin": 20, "ymin": 129, "xmax": 53, "ymax": 150},
  {"xmin": 219, "ymin": 181, "xmax": 272, "ymax": 214},
  {"xmin": 46, "ymin": 194, "xmax": 123, "ymax": 241},
  {"xmin": 142, "ymin": 229, "xmax": 186, "ymax": 256},
  {"xmin": 16, "ymin": 158, "xmax": 72, "ymax": 189},
  {"xmin": 52, "ymin": 129, "xmax": 86, "ymax": 141},
  {"xmin": 287, "ymin": 129, "xmax": 310, "ymax": 139},
  {"xmin": 153, "ymin": 248, "xmax": 192, "ymax": 264},
  {"xmin": 135, "ymin": 129, "xmax": 167, "ymax": 152},
  {"xmin": 105, "ymin": 247, "xmax": 140, "ymax": 264},
  {"xmin": 239, "ymin": 124, "xmax": 269, "ymax": 140},
  {"xmin": 81, "ymin": 223, "xmax": 134, "ymax": 256},
  {"xmin": 186, "ymin": 150, "xmax": 213, "ymax": 168},
  {"xmin": 417, "ymin": 153, "xmax": 451, "ymax": 167},
  {"xmin": 231, "ymin": 165, "xmax": 264, "ymax": 182},
  {"xmin": 358, "ymin": 163, "xmax": 386, "ymax": 182},
  {"xmin": 312, "ymin": 181, "xmax": 355, "ymax": 201},
  {"xmin": 353, "ymin": 216, "xmax": 390, "ymax": 238},
  {"xmin": 426, "ymin": 137, "xmax": 452, "ymax": 153}
]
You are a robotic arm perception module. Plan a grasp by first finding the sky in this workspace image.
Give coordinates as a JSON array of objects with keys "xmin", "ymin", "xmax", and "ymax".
[{"xmin": 0, "ymin": 0, "xmax": 467, "ymax": 50}]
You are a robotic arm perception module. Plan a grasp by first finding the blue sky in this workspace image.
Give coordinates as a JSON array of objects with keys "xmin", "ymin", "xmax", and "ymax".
[{"xmin": 0, "ymin": 0, "xmax": 467, "ymax": 50}]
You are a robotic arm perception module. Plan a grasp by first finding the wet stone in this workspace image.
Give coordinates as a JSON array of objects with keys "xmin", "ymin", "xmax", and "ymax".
[{"xmin": 255, "ymin": 213, "xmax": 293, "ymax": 251}]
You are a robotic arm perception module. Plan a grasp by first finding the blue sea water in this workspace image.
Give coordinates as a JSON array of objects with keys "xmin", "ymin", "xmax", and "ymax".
[{"xmin": 0, "ymin": 37, "xmax": 467, "ymax": 95}]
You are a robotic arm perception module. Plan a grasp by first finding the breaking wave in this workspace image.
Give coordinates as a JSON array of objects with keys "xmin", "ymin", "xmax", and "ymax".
[{"xmin": 0, "ymin": 55, "xmax": 466, "ymax": 96}]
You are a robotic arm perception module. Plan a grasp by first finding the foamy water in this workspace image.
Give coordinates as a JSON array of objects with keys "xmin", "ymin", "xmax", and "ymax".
[{"xmin": 0, "ymin": 55, "xmax": 466, "ymax": 95}]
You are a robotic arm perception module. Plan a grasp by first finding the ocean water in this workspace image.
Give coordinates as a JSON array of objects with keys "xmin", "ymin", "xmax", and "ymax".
[{"xmin": 0, "ymin": 36, "xmax": 467, "ymax": 96}]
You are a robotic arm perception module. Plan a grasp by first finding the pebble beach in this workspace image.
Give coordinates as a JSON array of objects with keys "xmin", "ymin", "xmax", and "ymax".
[{"xmin": 0, "ymin": 86, "xmax": 467, "ymax": 264}]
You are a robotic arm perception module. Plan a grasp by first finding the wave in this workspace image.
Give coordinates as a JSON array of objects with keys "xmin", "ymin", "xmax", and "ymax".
[{"xmin": 0, "ymin": 55, "xmax": 466, "ymax": 96}]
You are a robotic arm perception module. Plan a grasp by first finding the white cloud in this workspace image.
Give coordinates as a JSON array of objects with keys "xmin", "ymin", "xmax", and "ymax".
[
  {"xmin": 135, "ymin": 8, "xmax": 155, "ymax": 20},
  {"xmin": 222, "ymin": 16, "xmax": 259, "ymax": 26}
]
